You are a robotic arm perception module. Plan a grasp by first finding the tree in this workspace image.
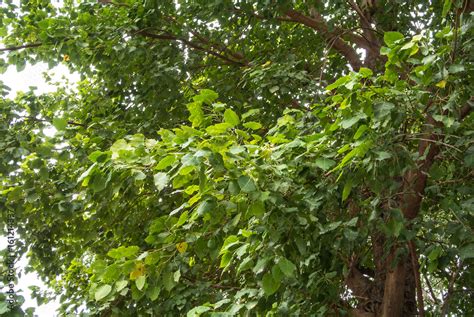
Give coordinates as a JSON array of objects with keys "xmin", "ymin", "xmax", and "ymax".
[{"xmin": 1, "ymin": 0, "xmax": 473, "ymax": 316}]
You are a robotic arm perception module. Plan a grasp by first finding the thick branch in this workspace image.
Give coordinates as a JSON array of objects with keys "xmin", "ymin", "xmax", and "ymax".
[
  {"xmin": 346, "ymin": 265, "xmax": 373, "ymax": 300},
  {"xmin": 285, "ymin": 9, "xmax": 363, "ymax": 70},
  {"xmin": 381, "ymin": 251, "xmax": 406, "ymax": 317},
  {"xmin": 346, "ymin": 0, "xmax": 381, "ymax": 55},
  {"xmin": 382, "ymin": 100, "xmax": 472, "ymax": 315}
]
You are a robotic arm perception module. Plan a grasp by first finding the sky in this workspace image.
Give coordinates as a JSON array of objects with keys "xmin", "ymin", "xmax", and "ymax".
[{"xmin": 1, "ymin": 62, "xmax": 79, "ymax": 316}]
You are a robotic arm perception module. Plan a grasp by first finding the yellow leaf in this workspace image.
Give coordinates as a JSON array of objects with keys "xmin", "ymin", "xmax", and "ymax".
[
  {"xmin": 63, "ymin": 54, "xmax": 70, "ymax": 62},
  {"xmin": 176, "ymin": 242, "xmax": 188, "ymax": 254},
  {"xmin": 436, "ymin": 80, "xmax": 447, "ymax": 88},
  {"xmin": 129, "ymin": 262, "xmax": 145, "ymax": 280},
  {"xmin": 261, "ymin": 61, "xmax": 272, "ymax": 68}
]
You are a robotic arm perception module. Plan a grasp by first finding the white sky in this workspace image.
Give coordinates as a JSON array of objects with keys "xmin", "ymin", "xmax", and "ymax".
[{"xmin": 2, "ymin": 63, "xmax": 79, "ymax": 316}]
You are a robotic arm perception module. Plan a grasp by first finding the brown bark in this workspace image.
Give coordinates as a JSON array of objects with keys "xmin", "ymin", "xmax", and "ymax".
[
  {"xmin": 285, "ymin": 9, "xmax": 363, "ymax": 70},
  {"xmin": 382, "ymin": 256, "xmax": 406, "ymax": 317},
  {"xmin": 345, "ymin": 0, "xmax": 382, "ymax": 68}
]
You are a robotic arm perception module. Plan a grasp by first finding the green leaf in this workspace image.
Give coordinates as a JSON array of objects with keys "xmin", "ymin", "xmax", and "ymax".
[
  {"xmin": 384, "ymin": 32, "xmax": 404, "ymax": 47},
  {"xmin": 459, "ymin": 244, "xmax": 474, "ymax": 260},
  {"xmin": 375, "ymin": 151, "xmax": 392, "ymax": 161},
  {"xmin": 262, "ymin": 272, "xmax": 280, "ymax": 296},
  {"xmin": 90, "ymin": 173, "xmax": 108, "ymax": 193},
  {"xmin": 326, "ymin": 76, "xmax": 350, "ymax": 91},
  {"xmin": 248, "ymin": 200, "xmax": 265, "ymax": 218},
  {"xmin": 400, "ymin": 41, "xmax": 415, "ymax": 51},
  {"xmin": 359, "ymin": 67, "xmax": 373, "ymax": 78},
  {"xmin": 269, "ymin": 85, "xmax": 279, "ymax": 93},
  {"xmin": 193, "ymin": 89, "xmax": 218, "ymax": 104},
  {"xmin": 187, "ymin": 306, "xmax": 211, "ymax": 317},
  {"xmin": 115, "ymin": 280, "xmax": 128, "ymax": 292},
  {"xmin": 0, "ymin": 302, "xmax": 8, "ymax": 314},
  {"xmin": 174, "ymin": 270, "xmax": 181, "ymax": 282},
  {"xmin": 206, "ymin": 123, "xmax": 232, "ymax": 135},
  {"xmin": 271, "ymin": 264, "xmax": 284, "ymax": 282},
  {"xmin": 374, "ymin": 102, "xmax": 395, "ymax": 119},
  {"xmin": 353, "ymin": 124, "xmax": 368, "ymax": 140},
  {"xmin": 442, "ymin": 0, "xmax": 452, "ymax": 17},
  {"xmin": 321, "ymin": 221, "xmax": 342, "ymax": 234},
  {"xmin": 220, "ymin": 252, "xmax": 232, "ymax": 268},
  {"xmin": 238, "ymin": 175, "xmax": 257, "ymax": 193},
  {"xmin": 107, "ymin": 246, "xmax": 140, "ymax": 259},
  {"xmin": 342, "ymin": 179, "xmax": 353, "ymax": 202},
  {"xmin": 340, "ymin": 115, "xmax": 363, "ymax": 129},
  {"xmin": 243, "ymin": 121, "xmax": 262, "ymax": 130},
  {"xmin": 136, "ymin": 275, "xmax": 146, "ymax": 291},
  {"xmin": 196, "ymin": 199, "xmax": 216, "ymax": 216},
  {"xmin": 154, "ymin": 172, "xmax": 169, "ymax": 191},
  {"xmin": 156, "ymin": 155, "xmax": 176, "ymax": 170},
  {"xmin": 238, "ymin": 257, "xmax": 254, "ymax": 274},
  {"xmin": 88, "ymin": 151, "xmax": 109, "ymax": 163},
  {"xmin": 134, "ymin": 170, "xmax": 146, "ymax": 181},
  {"xmin": 176, "ymin": 211, "xmax": 189, "ymax": 227},
  {"xmin": 187, "ymin": 101, "xmax": 204, "ymax": 127},
  {"xmin": 95, "ymin": 285, "xmax": 112, "ymax": 301},
  {"xmin": 224, "ymin": 109, "xmax": 240, "ymax": 126},
  {"xmin": 52, "ymin": 117, "xmax": 67, "ymax": 131},
  {"xmin": 253, "ymin": 257, "xmax": 270, "ymax": 274},
  {"xmin": 278, "ymin": 258, "xmax": 297, "ymax": 277},
  {"xmin": 110, "ymin": 139, "xmax": 132, "ymax": 159},
  {"xmin": 448, "ymin": 64, "xmax": 464, "ymax": 73},
  {"xmin": 314, "ymin": 158, "xmax": 336, "ymax": 171}
]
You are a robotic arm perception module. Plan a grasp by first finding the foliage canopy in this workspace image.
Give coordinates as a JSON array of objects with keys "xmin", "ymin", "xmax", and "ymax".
[{"xmin": 1, "ymin": 0, "xmax": 473, "ymax": 316}]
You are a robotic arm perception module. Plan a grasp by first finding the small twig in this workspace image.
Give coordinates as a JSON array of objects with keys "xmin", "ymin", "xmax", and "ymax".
[
  {"xmin": 18, "ymin": 115, "xmax": 86, "ymax": 127},
  {"xmin": 440, "ymin": 260, "xmax": 463, "ymax": 316},
  {"xmin": 423, "ymin": 273, "xmax": 440, "ymax": 305},
  {"xmin": 232, "ymin": 7, "xmax": 294, "ymax": 22},
  {"xmin": 137, "ymin": 30, "xmax": 248, "ymax": 66},
  {"xmin": 407, "ymin": 137, "xmax": 462, "ymax": 153}
]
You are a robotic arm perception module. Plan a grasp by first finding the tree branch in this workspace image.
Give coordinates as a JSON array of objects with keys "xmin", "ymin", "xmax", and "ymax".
[
  {"xmin": 189, "ymin": 30, "xmax": 246, "ymax": 63},
  {"xmin": 346, "ymin": 0, "xmax": 381, "ymax": 60},
  {"xmin": 440, "ymin": 260, "xmax": 462, "ymax": 316},
  {"xmin": 19, "ymin": 116, "xmax": 86, "ymax": 127},
  {"xmin": 345, "ymin": 256, "xmax": 374, "ymax": 303},
  {"xmin": 232, "ymin": 7, "xmax": 294, "ymax": 22},
  {"xmin": 423, "ymin": 272, "xmax": 440, "ymax": 305},
  {"xmin": 0, "ymin": 43, "xmax": 42, "ymax": 52},
  {"xmin": 408, "ymin": 241, "xmax": 425, "ymax": 317},
  {"xmin": 284, "ymin": 9, "xmax": 363, "ymax": 70},
  {"xmin": 136, "ymin": 30, "xmax": 248, "ymax": 67}
]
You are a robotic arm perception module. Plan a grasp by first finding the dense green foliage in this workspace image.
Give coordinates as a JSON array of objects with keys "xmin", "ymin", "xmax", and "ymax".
[{"xmin": 1, "ymin": 0, "xmax": 473, "ymax": 316}]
